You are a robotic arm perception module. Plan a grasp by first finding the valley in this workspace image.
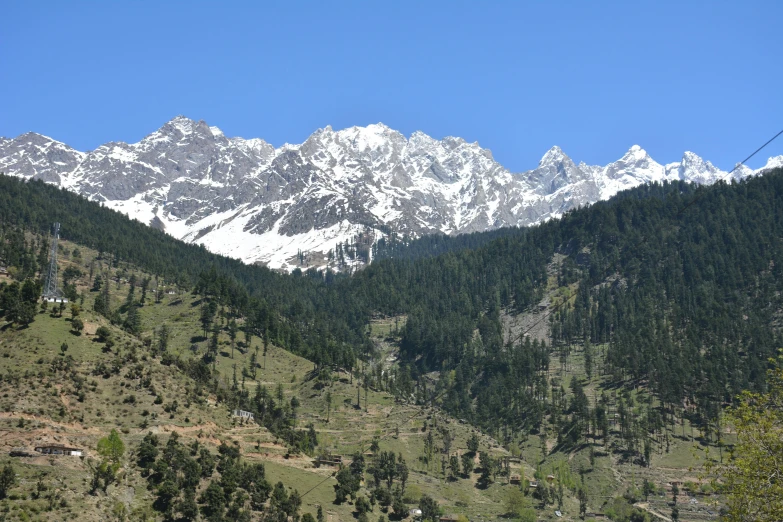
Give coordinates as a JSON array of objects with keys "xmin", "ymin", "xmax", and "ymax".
[
  {"xmin": 4, "ymin": 3, "xmax": 782, "ymax": 520},
  {"xmin": 1, "ymin": 166, "xmax": 782, "ymax": 520},
  {"xmin": 0, "ymin": 235, "xmax": 723, "ymax": 521}
]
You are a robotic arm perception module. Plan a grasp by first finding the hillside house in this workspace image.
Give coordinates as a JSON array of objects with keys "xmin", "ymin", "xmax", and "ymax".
[
  {"xmin": 34, "ymin": 444, "xmax": 82, "ymax": 456},
  {"xmin": 317, "ymin": 454, "xmax": 343, "ymax": 466},
  {"xmin": 232, "ymin": 410, "xmax": 254, "ymax": 421}
]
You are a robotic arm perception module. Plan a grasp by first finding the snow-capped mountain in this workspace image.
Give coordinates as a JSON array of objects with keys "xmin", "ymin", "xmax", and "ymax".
[{"xmin": 1, "ymin": 116, "xmax": 780, "ymax": 271}]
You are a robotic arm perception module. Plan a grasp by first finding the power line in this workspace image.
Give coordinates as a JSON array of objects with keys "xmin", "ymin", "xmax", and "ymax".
[
  {"xmin": 302, "ymin": 127, "xmax": 783, "ymax": 499},
  {"xmin": 674, "ymin": 128, "xmax": 783, "ymax": 218},
  {"xmin": 300, "ymin": 470, "xmax": 337, "ymax": 499},
  {"xmin": 734, "ymin": 129, "xmax": 783, "ymax": 171},
  {"xmin": 515, "ymin": 127, "xmax": 783, "ymax": 345}
]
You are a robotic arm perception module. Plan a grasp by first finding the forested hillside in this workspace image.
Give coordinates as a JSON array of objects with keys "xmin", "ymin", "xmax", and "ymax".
[
  {"xmin": 371, "ymin": 226, "xmax": 523, "ymax": 262},
  {"xmin": 0, "ymin": 229, "xmax": 541, "ymax": 521},
  {"xmin": 3, "ymin": 169, "xmax": 783, "ymax": 473},
  {"xmin": 3, "ymin": 169, "xmax": 783, "ymax": 520},
  {"xmin": 0, "ymin": 175, "xmax": 366, "ymax": 370},
  {"xmin": 349, "ymin": 171, "xmax": 783, "ymax": 442}
]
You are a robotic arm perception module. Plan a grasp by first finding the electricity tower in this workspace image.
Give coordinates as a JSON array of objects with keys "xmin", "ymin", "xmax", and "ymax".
[{"xmin": 42, "ymin": 222, "xmax": 67, "ymax": 302}]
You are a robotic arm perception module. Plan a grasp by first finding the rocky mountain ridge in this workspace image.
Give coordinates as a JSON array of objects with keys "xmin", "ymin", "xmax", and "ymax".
[{"xmin": 2, "ymin": 116, "xmax": 781, "ymax": 270}]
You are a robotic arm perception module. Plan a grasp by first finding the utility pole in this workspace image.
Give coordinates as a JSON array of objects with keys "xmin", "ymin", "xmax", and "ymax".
[{"xmin": 42, "ymin": 223, "xmax": 65, "ymax": 302}]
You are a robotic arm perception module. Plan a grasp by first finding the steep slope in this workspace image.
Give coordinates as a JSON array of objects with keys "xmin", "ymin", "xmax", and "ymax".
[
  {"xmin": 2, "ymin": 116, "xmax": 781, "ymax": 271},
  {"xmin": 0, "ymin": 235, "xmax": 556, "ymax": 522},
  {"xmin": 4, "ymin": 169, "xmax": 771, "ymax": 520}
]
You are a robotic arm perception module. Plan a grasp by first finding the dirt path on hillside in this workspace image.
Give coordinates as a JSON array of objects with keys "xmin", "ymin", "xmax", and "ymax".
[
  {"xmin": 635, "ymin": 502, "xmax": 672, "ymax": 522},
  {"xmin": 0, "ymin": 411, "xmax": 103, "ymax": 434}
]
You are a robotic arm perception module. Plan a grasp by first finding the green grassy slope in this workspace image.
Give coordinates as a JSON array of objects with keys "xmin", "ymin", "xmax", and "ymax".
[{"xmin": 0, "ymin": 238, "xmax": 546, "ymax": 521}]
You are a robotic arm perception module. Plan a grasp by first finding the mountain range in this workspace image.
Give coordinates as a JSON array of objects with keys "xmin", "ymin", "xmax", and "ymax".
[{"xmin": 2, "ymin": 116, "xmax": 781, "ymax": 271}]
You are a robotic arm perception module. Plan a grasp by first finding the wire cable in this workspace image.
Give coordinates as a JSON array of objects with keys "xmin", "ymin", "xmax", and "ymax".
[
  {"xmin": 514, "ymin": 127, "xmax": 783, "ymax": 344},
  {"xmin": 301, "ymin": 127, "xmax": 783, "ymax": 499}
]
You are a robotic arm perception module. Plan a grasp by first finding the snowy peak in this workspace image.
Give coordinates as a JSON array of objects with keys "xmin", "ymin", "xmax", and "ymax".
[
  {"xmin": 0, "ymin": 132, "xmax": 84, "ymax": 184},
  {"xmin": 1, "ymin": 117, "xmax": 780, "ymax": 272},
  {"xmin": 673, "ymin": 151, "xmax": 724, "ymax": 184},
  {"xmin": 620, "ymin": 145, "xmax": 656, "ymax": 165},
  {"xmin": 524, "ymin": 146, "xmax": 586, "ymax": 195},
  {"xmin": 538, "ymin": 145, "xmax": 568, "ymax": 167},
  {"xmin": 603, "ymin": 145, "xmax": 663, "ymax": 182},
  {"xmin": 163, "ymin": 115, "xmax": 199, "ymax": 136},
  {"xmin": 761, "ymin": 155, "xmax": 783, "ymax": 172}
]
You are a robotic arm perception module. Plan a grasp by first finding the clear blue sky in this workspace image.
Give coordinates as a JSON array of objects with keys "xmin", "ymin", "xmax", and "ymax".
[{"xmin": 2, "ymin": 1, "xmax": 781, "ymax": 171}]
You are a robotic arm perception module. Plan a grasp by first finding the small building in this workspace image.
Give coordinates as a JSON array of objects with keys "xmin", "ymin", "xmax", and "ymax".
[
  {"xmin": 529, "ymin": 480, "xmax": 538, "ymax": 488},
  {"xmin": 510, "ymin": 474, "xmax": 521, "ymax": 484},
  {"xmin": 167, "ymin": 289, "xmax": 177, "ymax": 295},
  {"xmin": 0, "ymin": 266, "xmax": 7, "ymax": 274},
  {"xmin": 409, "ymin": 508, "xmax": 423, "ymax": 519},
  {"xmin": 232, "ymin": 409, "xmax": 254, "ymax": 422},
  {"xmin": 546, "ymin": 474, "xmax": 556, "ymax": 484},
  {"xmin": 44, "ymin": 297, "xmax": 69, "ymax": 303},
  {"xmin": 34, "ymin": 444, "xmax": 82, "ymax": 456},
  {"xmin": 318, "ymin": 454, "xmax": 343, "ymax": 466}
]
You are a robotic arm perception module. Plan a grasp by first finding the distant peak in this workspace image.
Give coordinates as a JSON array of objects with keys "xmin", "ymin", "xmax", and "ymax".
[
  {"xmin": 167, "ymin": 115, "xmax": 196, "ymax": 126},
  {"xmin": 681, "ymin": 151, "xmax": 706, "ymax": 164},
  {"xmin": 16, "ymin": 131, "xmax": 69, "ymax": 147},
  {"xmin": 538, "ymin": 146, "xmax": 567, "ymax": 166},
  {"xmin": 410, "ymin": 130, "xmax": 436, "ymax": 142},
  {"xmin": 760, "ymin": 155, "xmax": 783, "ymax": 171},
  {"xmin": 161, "ymin": 115, "xmax": 197, "ymax": 135},
  {"xmin": 620, "ymin": 145, "xmax": 650, "ymax": 161}
]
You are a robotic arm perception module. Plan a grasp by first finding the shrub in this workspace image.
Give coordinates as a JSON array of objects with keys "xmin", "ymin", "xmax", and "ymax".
[
  {"xmin": 71, "ymin": 318, "xmax": 84, "ymax": 335},
  {"xmin": 96, "ymin": 326, "xmax": 111, "ymax": 341}
]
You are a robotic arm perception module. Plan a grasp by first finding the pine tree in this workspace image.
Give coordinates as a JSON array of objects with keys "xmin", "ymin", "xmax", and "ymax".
[
  {"xmin": 140, "ymin": 277, "xmax": 150, "ymax": 305},
  {"xmin": 157, "ymin": 324, "xmax": 170, "ymax": 354},
  {"xmin": 461, "ymin": 452, "xmax": 473, "ymax": 477},
  {"xmin": 228, "ymin": 319, "xmax": 237, "ymax": 358},
  {"xmin": 124, "ymin": 305, "xmax": 141, "ymax": 336},
  {"xmin": 0, "ymin": 463, "xmax": 15, "ymax": 499}
]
